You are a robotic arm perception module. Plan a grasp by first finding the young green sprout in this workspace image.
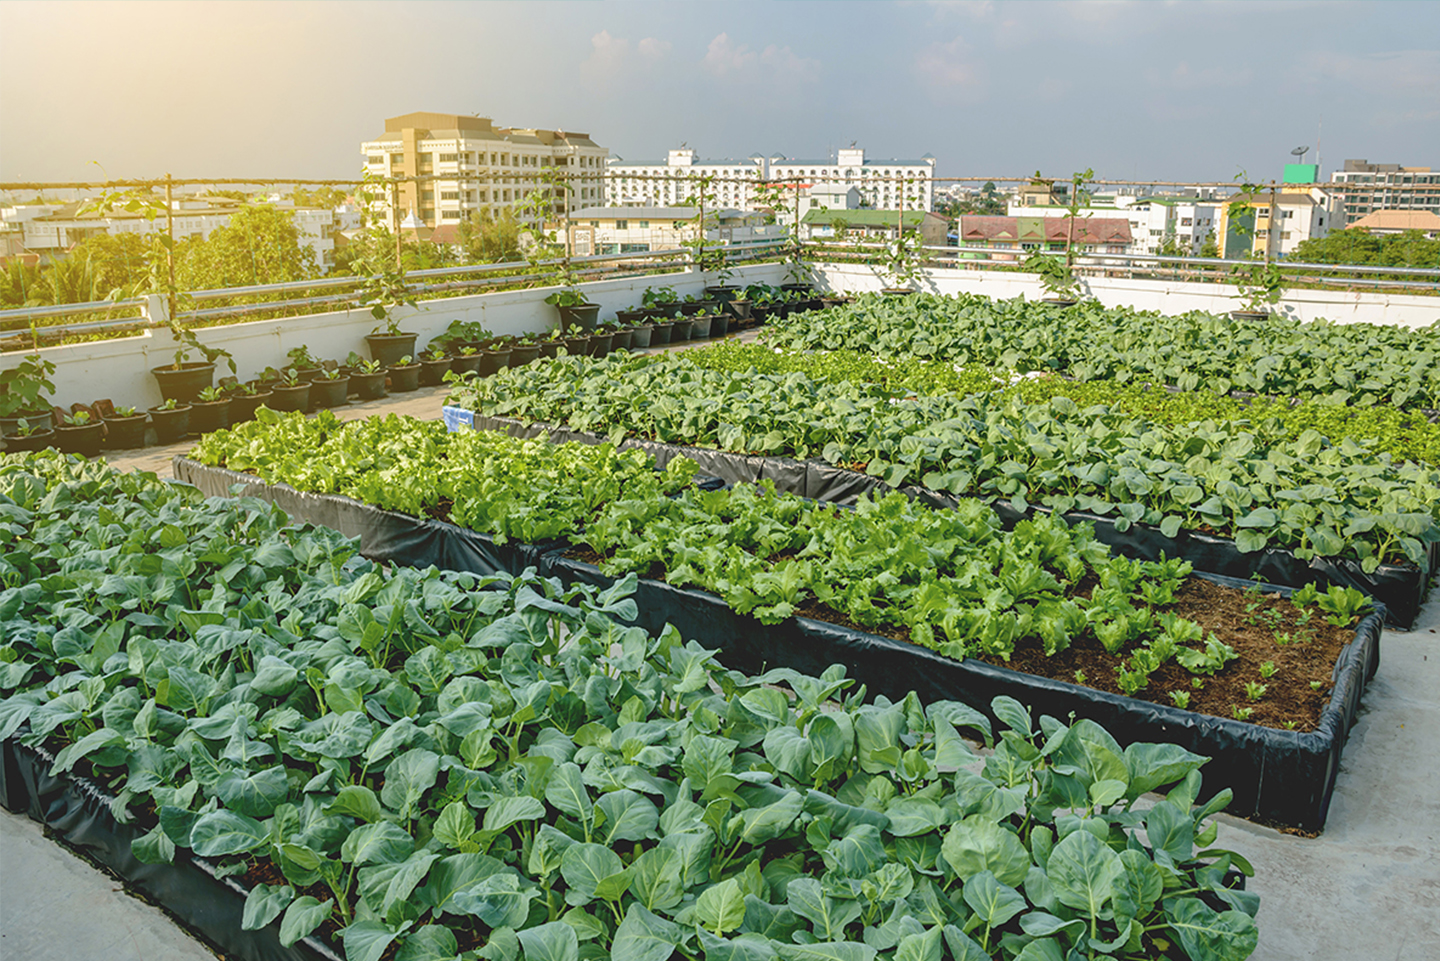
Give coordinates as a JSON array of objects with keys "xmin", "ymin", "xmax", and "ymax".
[
  {"xmin": 1245, "ymin": 681, "xmax": 1268, "ymax": 702},
  {"xmin": 1259, "ymin": 661, "xmax": 1277, "ymax": 679}
]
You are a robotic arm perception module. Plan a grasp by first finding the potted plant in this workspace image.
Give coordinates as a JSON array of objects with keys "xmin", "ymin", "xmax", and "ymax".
[
  {"xmin": 703, "ymin": 254, "xmax": 740, "ymax": 303},
  {"xmin": 1027, "ymin": 250, "xmax": 1083, "ymax": 306},
  {"xmin": 311, "ymin": 366, "xmax": 351, "ymax": 407},
  {"xmin": 266, "ymin": 367, "xmax": 311, "ymax": 413},
  {"xmin": 879, "ymin": 232, "xmax": 923, "ymax": 294},
  {"xmin": 587, "ymin": 326, "xmax": 614, "ymax": 358},
  {"xmin": 388, "ymin": 355, "xmax": 421, "ymax": 393},
  {"xmin": 418, "ymin": 347, "xmax": 452, "ymax": 387},
  {"xmin": 627, "ymin": 316, "xmax": 654, "ymax": 349},
  {"xmin": 545, "ymin": 286, "xmax": 600, "ymax": 331},
  {"xmin": 55, "ymin": 409, "xmax": 105, "ymax": 458},
  {"xmin": 689, "ymin": 307, "xmax": 715, "ymax": 339},
  {"xmin": 1231, "ymin": 260, "xmax": 1285, "ymax": 320},
  {"xmin": 508, "ymin": 333, "xmax": 544, "ymax": 367},
  {"xmin": 227, "ymin": 381, "xmax": 273, "ymax": 424},
  {"xmin": 1, "ymin": 417, "xmax": 55, "ymax": 453},
  {"xmin": 286, "ymin": 345, "xmax": 323, "ymax": 381},
  {"xmin": 103, "ymin": 405, "xmax": 149, "ymax": 450},
  {"xmin": 449, "ymin": 345, "xmax": 483, "ymax": 378},
  {"xmin": 641, "ymin": 286, "xmax": 681, "ymax": 319},
  {"xmin": 147, "ymin": 398, "xmax": 191, "ymax": 444},
  {"xmin": 0, "ymin": 353, "xmax": 58, "ymax": 434},
  {"xmin": 347, "ymin": 355, "xmax": 388, "ymax": 400},
  {"xmin": 151, "ymin": 323, "xmax": 236, "ymax": 404},
  {"xmin": 604, "ymin": 321, "xmax": 632, "ymax": 353},
  {"xmin": 478, "ymin": 340, "xmax": 512, "ymax": 377},
  {"xmin": 535, "ymin": 327, "xmax": 567, "ymax": 359},
  {"xmin": 560, "ymin": 330, "xmax": 592, "ymax": 356},
  {"xmin": 358, "ymin": 253, "xmax": 421, "ymax": 365},
  {"xmin": 188, "ymin": 385, "xmax": 231, "ymax": 436}
]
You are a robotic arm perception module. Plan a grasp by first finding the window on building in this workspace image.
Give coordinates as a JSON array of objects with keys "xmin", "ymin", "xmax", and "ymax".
[
  {"xmin": 441, "ymin": 192, "xmax": 459, "ymax": 200},
  {"xmin": 367, "ymin": 155, "xmax": 383, "ymax": 165},
  {"xmin": 638, "ymin": 221, "xmax": 649, "ymax": 228},
  {"xmin": 422, "ymin": 191, "xmax": 435, "ymax": 200},
  {"xmin": 615, "ymin": 220, "xmax": 628, "ymax": 229},
  {"xmin": 620, "ymin": 243, "xmax": 650, "ymax": 253},
  {"xmin": 390, "ymin": 154, "xmax": 404, "ymax": 166},
  {"xmin": 442, "ymin": 211, "xmax": 461, "ymax": 220}
]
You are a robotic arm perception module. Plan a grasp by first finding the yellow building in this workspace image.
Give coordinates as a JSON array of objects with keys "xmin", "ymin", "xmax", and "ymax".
[{"xmin": 360, "ymin": 112, "xmax": 608, "ymax": 229}]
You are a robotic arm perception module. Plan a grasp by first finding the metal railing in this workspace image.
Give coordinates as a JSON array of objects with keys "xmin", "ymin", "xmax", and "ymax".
[{"xmin": 0, "ymin": 237, "xmax": 793, "ymax": 345}]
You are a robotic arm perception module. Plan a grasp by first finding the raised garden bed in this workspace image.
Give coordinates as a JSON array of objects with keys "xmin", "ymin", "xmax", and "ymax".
[
  {"xmin": 176, "ymin": 453, "xmax": 1383, "ymax": 831},
  {"xmin": 446, "ymin": 407, "xmax": 1433, "ymax": 629}
]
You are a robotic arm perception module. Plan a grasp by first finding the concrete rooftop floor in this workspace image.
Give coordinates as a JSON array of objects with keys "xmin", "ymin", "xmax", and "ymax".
[{"xmin": 2, "ymin": 345, "xmax": 1437, "ymax": 961}]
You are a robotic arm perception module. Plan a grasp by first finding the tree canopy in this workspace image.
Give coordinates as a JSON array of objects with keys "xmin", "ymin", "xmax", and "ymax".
[{"xmin": 1291, "ymin": 228, "xmax": 1440, "ymax": 268}]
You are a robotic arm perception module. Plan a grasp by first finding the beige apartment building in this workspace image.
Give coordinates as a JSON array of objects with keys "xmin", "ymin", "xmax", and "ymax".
[{"xmin": 360, "ymin": 112, "xmax": 609, "ymax": 229}]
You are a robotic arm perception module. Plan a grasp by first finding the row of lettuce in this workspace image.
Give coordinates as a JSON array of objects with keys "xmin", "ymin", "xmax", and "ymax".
[
  {"xmin": 757, "ymin": 293, "xmax": 1439, "ymax": 411},
  {"xmin": 0, "ymin": 451, "xmax": 1259, "ymax": 961},
  {"xmin": 190, "ymin": 412, "xmax": 1372, "ymax": 706},
  {"xmin": 688, "ymin": 343, "xmax": 1440, "ymax": 469},
  {"xmin": 444, "ymin": 352, "xmax": 1440, "ymax": 572}
]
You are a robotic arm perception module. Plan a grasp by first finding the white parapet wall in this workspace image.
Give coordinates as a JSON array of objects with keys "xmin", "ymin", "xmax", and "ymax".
[
  {"xmin": 3, "ymin": 264, "xmax": 789, "ymax": 413},
  {"xmin": 815, "ymin": 262, "xmax": 1440, "ymax": 330},
  {"xmin": 6, "ymin": 258, "xmax": 1434, "ymax": 414}
]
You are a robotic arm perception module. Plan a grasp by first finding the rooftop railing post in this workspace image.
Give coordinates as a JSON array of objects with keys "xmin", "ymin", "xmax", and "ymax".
[{"xmin": 164, "ymin": 174, "xmax": 176, "ymax": 320}]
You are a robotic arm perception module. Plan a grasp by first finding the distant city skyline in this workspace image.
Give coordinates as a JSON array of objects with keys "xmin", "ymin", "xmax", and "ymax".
[{"xmin": 1, "ymin": 1, "xmax": 1436, "ymax": 188}]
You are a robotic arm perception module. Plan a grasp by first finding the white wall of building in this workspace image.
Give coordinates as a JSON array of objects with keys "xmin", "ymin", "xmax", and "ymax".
[{"xmin": 814, "ymin": 262, "xmax": 1440, "ymax": 330}]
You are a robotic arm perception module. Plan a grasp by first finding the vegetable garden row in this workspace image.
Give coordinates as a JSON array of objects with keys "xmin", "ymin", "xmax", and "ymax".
[
  {"xmin": 178, "ymin": 410, "xmax": 1381, "ymax": 830},
  {"xmin": 1, "ymin": 451, "xmax": 1263, "ymax": 961}
]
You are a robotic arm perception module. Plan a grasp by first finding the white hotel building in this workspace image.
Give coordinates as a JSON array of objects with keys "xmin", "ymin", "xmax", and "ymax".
[{"xmin": 607, "ymin": 146, "xmax": 937, "ymax": 212}]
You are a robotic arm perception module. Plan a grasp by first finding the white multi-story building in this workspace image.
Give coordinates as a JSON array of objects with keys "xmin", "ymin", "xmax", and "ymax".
[
  {"xmin": 1330, "ymin": 160, "xmax": 1440, "ymax": 225},
  {"xmin": 360, "ymin": 112, "xmax": 609, "ymax": 229},
  {"xmin": 770, "ymin": 147, "xmax": 936, "ymax": 212},
  {"xmin": 1006, "ymin": 194, "xmax": 1218, "ymax": 255},
  {"xmin": 607, "ymin": 149, "xmax": 767, "ymax": 209},
  {"xmin": 1217, "ymin": 186, "xmax": 1341, "ymax": 259},
  {"xmin": 605, "ymin": 145, "xmax": 938, "ymax": 214},
  {"xmin": 3, "ymin": 198, "xmax": 338, "ymax": 270}
]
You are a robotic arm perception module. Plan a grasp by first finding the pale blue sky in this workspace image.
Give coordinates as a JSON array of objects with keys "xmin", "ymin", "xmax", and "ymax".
[{"xmin": 2, "ymin": 0, "xmax": 1436, "ymax": 187}]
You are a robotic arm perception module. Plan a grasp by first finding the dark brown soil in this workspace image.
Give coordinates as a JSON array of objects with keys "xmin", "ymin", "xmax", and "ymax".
[{"xmin": 569, "ymin": 548, "xmax": 1358, "ymax": 732}]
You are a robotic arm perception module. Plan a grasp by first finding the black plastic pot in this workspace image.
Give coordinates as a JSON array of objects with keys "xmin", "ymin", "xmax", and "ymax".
[
  {"xmin": 689, "ymin": 315, "xmax": 714, "ymax": 339},
  {"xmin": 558, "ymin": 303, "xmax": 601, "ymax": 331},
  {"xmin": 679, "ymin": 300, "xmax": 717, "ymax": 317},
  {"xmin": 365, "ymin": 332, "xmax": 418, "ymax": 367},
  {"xmin": 560, "ymin": 336, "xmax": 590, "ymax": 357},
  {"xmin": 587, "ymin": 332, "xmax": 614, "ymax": 358},
  {"xmin": 1, "ymin": 429, "xmax": 54, "ymax": 453},
  {"xmin": 419, "ymin": 356, "xmax": 452, "ymax": 387},
  {"xmin": 292, "ymin": 365, "xmax": 323, "ymax": 383},
  {"xmin": 880, "ymin": 287, "xmax": 917, "ymax": 297},
  {"xmin": 670, "ymin": 318, "xmax": 694, "ymax": 342},
  {"xmin": 267, "ymin": 382, "xmax": 311, "ymax": 413},
  {"xmin": 151, "ymin": 362, "xmax": 215, "ymax": 404},
  {"xmin": 0, "ymin": 408, "xmax": 55, "ymax": 435},
  {"xmin": 705, "ymin": 284, "xmax": 741, "ymax": 303},
  {"xmin": 781, "ymin": 282, "xmax": 814, "ymax": 294},
  {"xmin": 478, "ymin": 349, "xmax": 511, "ymax": 376},
  {"xmin": 148, "ymin": 405, "xmax": 191, "ymax": 444},
  {"xmin": 228, "ymin": 391, "xmax": 273, "ymax": 424},
  {"xmin": 538, "ymin": 341, "xmax": 562, "ymax": 359},
  {"xmin": 649, "ymin": 322, "xmax": 674, "ymax": 346},
  {"xmin": 725, "ymin": 299, "xmax": 752, "ymax": 324},
  {"xmin": 188, "ymin": 399, "xmax": 230, "ymax": 436},
  {"xmin": 629, "ymin": 325, "xmax": 653, "ymax": 349},
  {"xmin": 616, "ymin": 308, "xmax": 648, "ymax": 325},
  {"xmin": 55, "ymin": 422, "xmax": 105, "ymax": 457},
  {"xmin": 608, "ymin": 329, "xmax": 633, "ymax": 352},
  {"xmin": 311, "ymin": 376, "xmax": 350, "ymax": 408},
  {"xmin": 709, "ymin": 313, "xmax": 730, "ymax": 337},
  {"xmin": 388, "ymin": 363, "xmax": 421, "ymax": 392},
  {"xmin": 103, "ymin": 414, "xmax": 149, "ymax": 450},
  {"xmin": 1230, "ymin": 310, "xmax": 1272, "ymax": 322},
  {"xmin": 509, "ymin": 344, "xmax": 542, "ymax": 367},
  {"xmin": 350, "ymin": 371, "xmax": 388, "ymax": 400},
  {"xmin": 1042, "ymin": 298, "xmax": 1079, "ymax": 308},
  {"xmin": 450, "ymin": 353, "xmax": 483, "ymax": 378}
]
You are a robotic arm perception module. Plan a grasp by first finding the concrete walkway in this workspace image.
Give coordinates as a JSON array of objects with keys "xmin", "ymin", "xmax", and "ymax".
[{"xmin": 3, "ymin": 341, "xmax": 1437, "ymax": 960}]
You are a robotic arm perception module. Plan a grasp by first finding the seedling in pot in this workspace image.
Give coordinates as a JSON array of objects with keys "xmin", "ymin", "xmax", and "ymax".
[
  {"xmin": 196, "ymin": 386, "xmax": 224, "ymax": 403},
  {"xmin": 425, "ymin": 348, "xmax": 449, "ymax": 362},
  {"xmin": 60, "ymin": 410, "xmax": 92, "ymax": 426},
  {"xmin": 113, "ymin": 406, "xmax": 138, "ymax": 417}
]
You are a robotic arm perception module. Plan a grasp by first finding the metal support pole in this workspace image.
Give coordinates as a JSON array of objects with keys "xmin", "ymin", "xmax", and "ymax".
[
  {"xmin": 164, "ymin": 174, "xmax": 176, "ymax": 319},
  {"xmin": 391, "ymin": 180, "xmax": 402, "ymax": 270}
]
